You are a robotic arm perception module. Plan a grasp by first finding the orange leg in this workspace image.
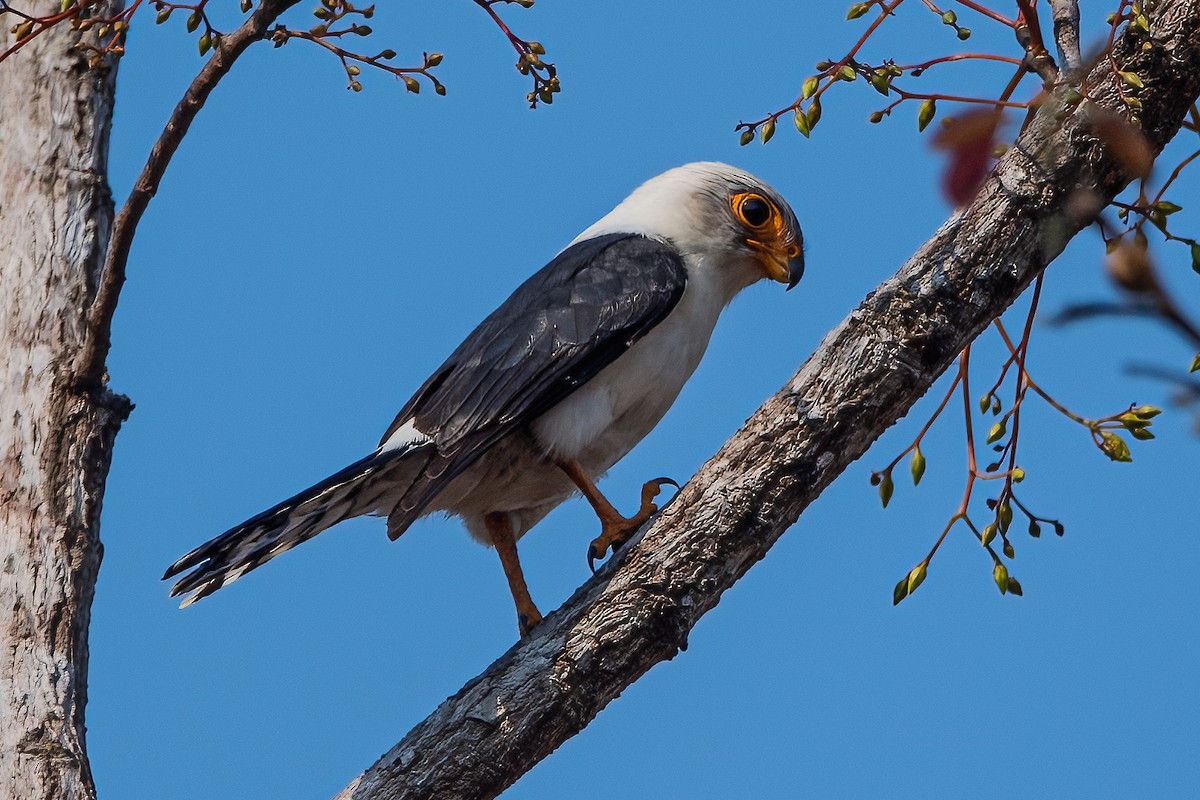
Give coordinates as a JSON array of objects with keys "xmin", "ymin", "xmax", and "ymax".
[
  {"xmin": 556, "ymin": 458, "xmax": 678, "ymax": 571},
  {"xmin": 485, "ymin": 512, "xmax": 543, "ymax": 637}
]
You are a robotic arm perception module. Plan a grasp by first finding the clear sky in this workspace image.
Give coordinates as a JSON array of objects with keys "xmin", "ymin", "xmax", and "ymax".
[{"xmin": 88, "ymin": 2, "xmax": 1198, "ymax": 798}]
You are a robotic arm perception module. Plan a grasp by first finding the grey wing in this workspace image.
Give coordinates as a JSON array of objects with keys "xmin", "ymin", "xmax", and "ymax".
[{"xmin": 382, "ymin": 232, "xmax": 687, "ymax": 528}]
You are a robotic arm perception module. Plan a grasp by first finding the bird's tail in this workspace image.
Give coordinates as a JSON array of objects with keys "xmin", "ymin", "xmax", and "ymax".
[{"xmin": 163, "ymin": 442, "xmax": 435, "ymax": 607}]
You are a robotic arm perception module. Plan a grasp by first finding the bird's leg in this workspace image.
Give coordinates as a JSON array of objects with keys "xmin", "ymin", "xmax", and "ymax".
[
  {"xmin": 556, "ymin": 458, "xmax": 679, "ymax": 572},
  {"xmin": 484, "ymin": 512, "xmax": 543, "ymax": 637}
]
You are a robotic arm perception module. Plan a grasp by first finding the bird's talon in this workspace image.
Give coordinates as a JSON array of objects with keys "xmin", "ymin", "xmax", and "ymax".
[{"xmin": 518, "ymin": 608, "xmax": 543, "ymax": 637}]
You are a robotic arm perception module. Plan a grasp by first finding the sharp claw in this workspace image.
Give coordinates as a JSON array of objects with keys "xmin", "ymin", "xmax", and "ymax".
[
  {"xmin": 652, "ymin": 476, "xmax": 681, "ymax": 491},
  {"xmin": 587, "ymin": 543, "xmax": 601, "ymax": 574}
]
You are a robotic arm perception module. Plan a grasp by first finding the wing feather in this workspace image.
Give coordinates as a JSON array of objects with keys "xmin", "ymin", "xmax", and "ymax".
[{"xmin": 380, "ymin": 233, "xmax": 687, "ymax": 534}]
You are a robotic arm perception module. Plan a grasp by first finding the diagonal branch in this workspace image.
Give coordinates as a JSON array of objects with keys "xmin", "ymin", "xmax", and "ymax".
[
  {"xmin": 1049, "ymin": 0, "xmax": 1082, "ymax": 75},
  {"xmin": 78, "ymin": 0, "xmax": 302, "ymax": 387},
  {"xmin": 333, "ymin": 3, "xmax": 1200, "ymax": 798}
]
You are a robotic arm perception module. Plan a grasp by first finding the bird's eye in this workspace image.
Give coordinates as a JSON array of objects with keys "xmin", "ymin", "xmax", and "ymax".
[{"xmin": 734, "ymin": 193, "xmax": 774, "ymax": 229}]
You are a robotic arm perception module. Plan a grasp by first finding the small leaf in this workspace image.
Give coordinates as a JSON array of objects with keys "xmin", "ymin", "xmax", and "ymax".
[
  {"xmin": 1130, "ymin": 426, "xmax": 1155, "ymax": 440},
  {"xmin": 893, "ymin": 576, "xmax": 909, "ymax": 605},
  {"xmin": 1098, "ymin": 431, "xmax": 1132, "ymax": 462},
  {"xmin": 917, "ymin": 98, "xmax": 936, "ymax": 132},
  {"xmin": 879, "ymin": 470, "xmax": 894, "ymax": 508},
  {"xmin": 1052, "ymin": 521, "xmax": 1065, "ymax": 537},
  {"xmin": 993, "ymin": 563, "xmax": 1009, "ymax": 594},
  {"xmin": 910, "ymin": 448, "xmax": 926, "ymax": 486},
  {"xmin": 1132, "ymin": 405, "xmax": 1162, "ymax": 419}
]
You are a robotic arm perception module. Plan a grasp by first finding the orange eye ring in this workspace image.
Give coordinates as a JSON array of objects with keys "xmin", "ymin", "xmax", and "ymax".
[{"xmin": 732, "ymin": 192, "xmax": 776, "ymax": 230}]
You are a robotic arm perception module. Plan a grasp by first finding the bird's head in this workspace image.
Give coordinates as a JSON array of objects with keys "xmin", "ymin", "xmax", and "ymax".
[{"xmin": 573, "ymin": 162, "xmax": 805, "ymax": 294}]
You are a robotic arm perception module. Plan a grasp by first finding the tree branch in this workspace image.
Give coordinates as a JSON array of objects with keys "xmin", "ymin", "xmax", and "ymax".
[
  {"xmin": 78, "ymin": 0, "xmax": 302, "ymax": 387},
  {"xmin": 1049, "ymin": 0, "xmax": 1082, "ymax": 76},
  {"xmin": 334, "ymin": 3, "xmax": 1200, "ymax": 798}
]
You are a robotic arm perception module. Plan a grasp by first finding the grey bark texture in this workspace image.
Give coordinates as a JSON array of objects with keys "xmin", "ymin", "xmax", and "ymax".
[
  {"xmin": 335, "ymin": 3, "xmax": 1200, "ymax": 799},
  {"xmin": 0, "ymin": 4, "xmax": 124, "ymax": 800}
]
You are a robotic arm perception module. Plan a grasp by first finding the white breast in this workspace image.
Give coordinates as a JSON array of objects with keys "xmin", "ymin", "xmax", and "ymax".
[{"xmin": 530, "ymin": 251, "xmax": 741, "ymax": 473}]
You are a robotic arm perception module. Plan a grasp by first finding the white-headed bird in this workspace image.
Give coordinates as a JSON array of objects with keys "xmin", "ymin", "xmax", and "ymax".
[{"xmin": 164, "ymin": 162, "xmax": 804, "ymax": 635}]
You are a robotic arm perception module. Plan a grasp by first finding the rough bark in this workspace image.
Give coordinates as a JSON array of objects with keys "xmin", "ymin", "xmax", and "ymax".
[
  {"xmin": 0, "ymin": 5, "xmax": 125, "ymax": 800},
  {"xmin": 335, "ymin": 3, "xmax": 1200, "ymax": 799}
]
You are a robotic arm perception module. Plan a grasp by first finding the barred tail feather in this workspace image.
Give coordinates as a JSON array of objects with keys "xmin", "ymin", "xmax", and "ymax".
[{"xmin": 164, "ymin": 443, "xmax": 434, "ymax": 607}]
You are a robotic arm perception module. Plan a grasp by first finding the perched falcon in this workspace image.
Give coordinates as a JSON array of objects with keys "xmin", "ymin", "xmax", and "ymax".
[{"xmin": 164, "ymin": 162, "xmax": 804, "ymax": 635}]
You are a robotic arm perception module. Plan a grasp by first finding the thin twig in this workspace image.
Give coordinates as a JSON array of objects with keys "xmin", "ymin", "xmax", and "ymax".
[
  {"xmin": 79, "ymin": 0, "xmax": 303, "ymax": 387},
  {"xmin": 1048, "ymin": 0, "xmax": 1082, "ymax": 75}
]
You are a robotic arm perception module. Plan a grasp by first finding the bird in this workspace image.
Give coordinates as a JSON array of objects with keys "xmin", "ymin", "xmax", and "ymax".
[{"xmin": 163, "ymin": 161, "xmax": 804, "ymax": 636}]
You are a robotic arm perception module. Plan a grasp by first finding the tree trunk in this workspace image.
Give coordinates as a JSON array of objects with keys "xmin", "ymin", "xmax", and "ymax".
[
  {"xmin": 336, "ymin": 2, "xmax": 1200, "ymax": 798},
  {"xmin": 0, "ymin": 6, "xmax": 125, "ymax": 800}
]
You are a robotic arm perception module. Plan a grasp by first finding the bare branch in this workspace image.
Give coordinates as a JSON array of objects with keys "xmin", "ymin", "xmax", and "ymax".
[
  {"xmin": 78, "ymin": 0, "xmax": 302, "ymax": 387},
  {"xmin": 334, "ymin": 3, "xmax": 1200, "ymax": 798},
  {"xmin": 1050, "ymin": 0, "xmax": 1082, "ymax": 75}
]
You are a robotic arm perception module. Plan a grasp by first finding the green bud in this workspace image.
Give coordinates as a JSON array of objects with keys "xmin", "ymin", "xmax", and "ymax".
[
  {"xmin": 1119, "ymin": 70, "xmax": 1144, "ymax": 89},
  {"xmin": 1028, "ymin": 520, "xmax": 1041, "ymax": 538},
  {"xmin": 1191, "ymin": 243, "xmax": 1200, "ymax": 275},
  {"xmin": 917, "ymin": 98, "xmax": 936, "ymax": 132},
  {"xmin": 1098, "ymin": 431, "xmax": 1132, "ymax": 462},
  {"xmin": 156, "ymin": 8, "xmax": 171, "ymax": 24},
  {"xmin": 527, "ymin": 41, "xmax": 545, "ymax": 55},
  {"xmin": 870, "ymin": 72, "xmax": 889, "ymax": 95},
  {"xmin": 1191, "ymin": 352, "xmax": 1200, "ymax": 373},
  {"xmin": 1007, "ymin": 577, "xmax": 1023, "ymax": 596},
  {"xmin": 911, "ymin": 447, "xmax": 926, "ymax": 486},
  {"xmin": 868, "ymin": 111, "xmax": 884, "ymax": 124},
  {"xmin": 1133, "ymin": 405, "xmax": 1162, "ymax": 419},
  {"xmin": 839, "ymin": 64, "xmax": 856, "ymax": 82},
  {"xmin": 739, "ymin": 129, "xmax": 754, "ymax": 146},
  {"xmin": 1130, "ymin": 426, "xmax": 1155, "ymax": 440},
  {"xmin": 956, "ymin": 27, "xmax": 971, "ymax": 40},
  {"xmin": 198, "ymin": 32, "xmax": 212, "ymax": 56},
  {"xmin": 354, "ymin": 25, "xmax": 372, "ymax": 35},
  {"xmin": 1154, "ymin": 201, "xmax": 1182, "ymax": 214},
  {"xmin": 240, "ymin": 0, "xmax": 252, "ymax": 12},
  {"xmin": 846, "ymin": 2, "xmax": 870, "ymax": 20},
  {"xmin": 806, "ymin": 98, "xmax": 822, "ymax": 129},
  {"xmin": 941, "ymin": 10, "xmax": 956, "ymax": 24},
  {"xmin": 981, "ymin": 523, "xmax": 997, "ymax": 547},
  {"xmin": 999, "ymin": 503, "xmax": 1013, "ymax": 532},
  {"xmin": 986, "ymin": 419, "xmax": 1006, "ymax": 444},
  {"xmin": 907, "ymin": 563, "xmax": 927, "ymax": 594},
  {"xmin": 1011, "ymin": 467, "xmax": 1025, "ymax": 483},
  {"xmin": 1003, "ymin": 540, "xmax": 1015, "ymax": 559},
  {"xmin": 993, "ymin": 563, "xmax": 1009, "ymax": 594},
  {"xmin": 346, "ymin": 64, "xmax": 361, "ymax": 76},
  {"xmin": 186, "ymin": 11, "xmax": 200, "ymax": 32},
  {"xmin": 349, "ymin": 80, "xmax": 362, "ymax": 92},
  {"xmin": 879, "ymin": 470, "xmax": 894, "ymax": 508},
  {"xmin": 380, "ymin": 49, "xmax": 397, "ymax": 60},
  {"xmin": 426, "ymin": 52, "xmax": 444, "ymax": 66},
  {"xmin": 434, "ymin": 81, "xmax": 446, "ymax": 96},
  {"xmin": 760, "ymin": 118, "xmax": 776, "ymax": 143},
  {"xmin": 979, "ymin": 394, "xmax": 991, "ymax": 413},
  {"xmin": 402, "ymin": 75, "xmax": 420, "ymax": 93},
  {"xmin": 801, "ymin": 75, "xmax": 819, "ymax": 100},
  {"xmin": 14, "ymin": 19, "xmax": 34, "ymax": 39},
  {"xmin": 793, "ymin": 109, "xmax": 810, "ymax": 138},
  {"xmin": 313, "ymin": 7, "xmax": 329, "ymax": 19}
]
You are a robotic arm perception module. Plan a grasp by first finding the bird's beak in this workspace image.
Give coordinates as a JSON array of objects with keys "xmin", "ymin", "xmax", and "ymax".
[{"xmin": 751, "ymin": 239, "xmax": 805, "ymax": 291}]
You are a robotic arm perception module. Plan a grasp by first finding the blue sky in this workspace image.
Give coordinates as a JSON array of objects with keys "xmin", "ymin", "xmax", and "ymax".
[{"xmin": 88, "ymin": 2, "xmax": 1198, "ymax": 798}]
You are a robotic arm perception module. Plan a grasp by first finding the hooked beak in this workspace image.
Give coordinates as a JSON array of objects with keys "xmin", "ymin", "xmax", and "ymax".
[{"xmin": 751, "ymin": 239, "xmax": 805, "ymax": 291}]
